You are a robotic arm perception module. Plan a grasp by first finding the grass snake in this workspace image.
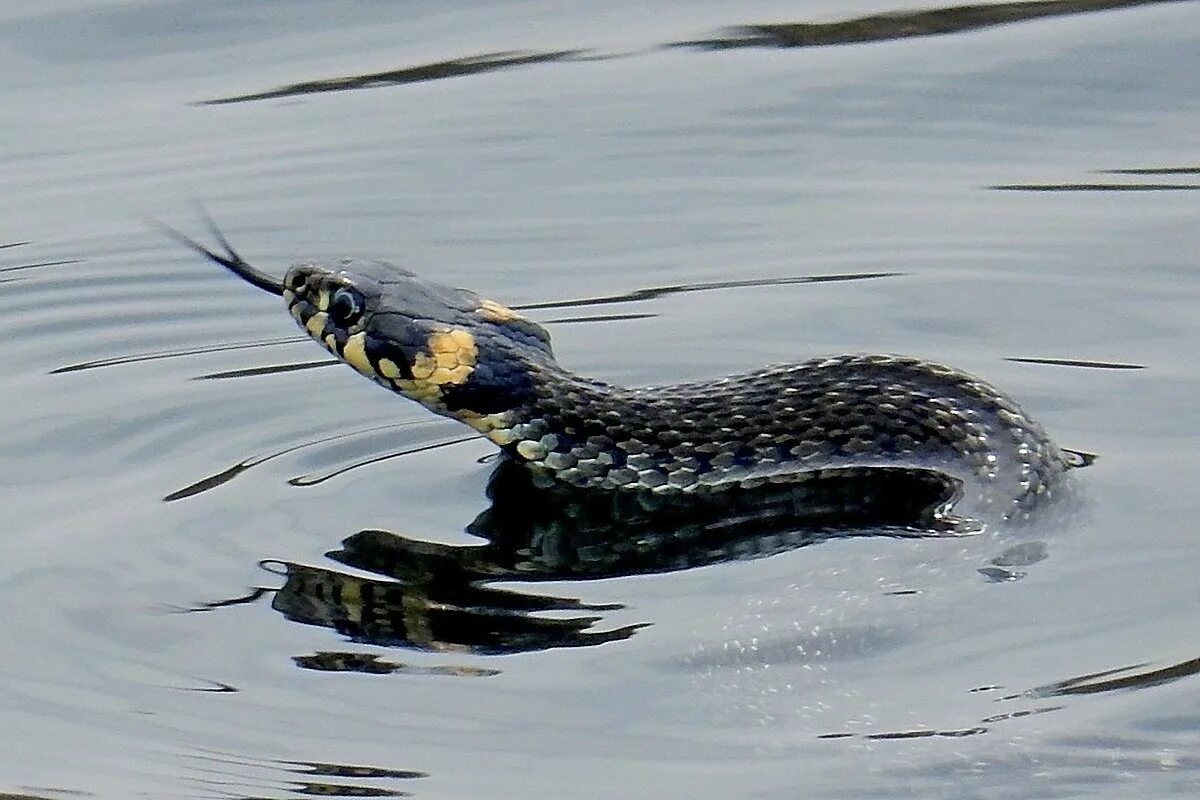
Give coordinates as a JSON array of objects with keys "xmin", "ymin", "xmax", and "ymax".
[{"xmin": 172, "ymin": 223, "xmax": 1089, "ymax": 519}]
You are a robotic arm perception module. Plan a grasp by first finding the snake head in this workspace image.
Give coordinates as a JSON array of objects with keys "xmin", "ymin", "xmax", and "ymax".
[
  {"xmin": 168, "ymin": 220, "xmax": 558, "ymax": 430},
  {"xmin": 283, "ymin": 259, "xmax": 556, "ymax": 426}
]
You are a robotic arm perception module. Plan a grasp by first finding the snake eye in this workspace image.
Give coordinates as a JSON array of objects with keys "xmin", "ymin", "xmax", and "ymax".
[
  {"xmin": 287, "ymin": 271, "xmax": 307, "ymax": 291},
  {"xmin": 328, "ymin": 287, "xmax": 364, "ymax": 327}
]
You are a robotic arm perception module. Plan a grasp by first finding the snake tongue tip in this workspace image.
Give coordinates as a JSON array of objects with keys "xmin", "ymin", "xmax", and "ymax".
[{"xmin": 153, "ymin": 216, "xmax": 285, "ymax": 297}]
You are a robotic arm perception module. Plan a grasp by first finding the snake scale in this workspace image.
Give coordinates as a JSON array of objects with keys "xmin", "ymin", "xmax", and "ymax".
[{"xmin": 172, "ymin": 224, "xmax": 1088, "ymax": 519}]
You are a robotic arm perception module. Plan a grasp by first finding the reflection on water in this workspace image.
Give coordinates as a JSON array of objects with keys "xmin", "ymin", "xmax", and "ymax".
[
  {"xmin": 272, "ymin": 556, "xmax": 641, "ymax": 657},
  {"xmin": 197, "ymin": 0, "xmax": 1189, "ymax": 106},
  {"xmin": 192, "ymin": 358, "xmax": 336, "ymax": 380},
  {"xmin": 818, "ymin": 724, "xmax": 988, "ymax": 740},
  {"xmin": 293, "ymin": 651, "xmax": 501, "ymax": 678},
  {"xmin": 991, "ymin": 163, "xmax": 1200, "ymax": 191},
  {"xmin": 199, "ymin": 50, "xmax": 585, "ymax": 106},
  {"xmin": 185, "ymin": 751, "xmax": 426, "ymax": 800},
  {"xmin": 992, "ymin": 182, "xmax": 1200, "ymax": 191},
  {"xmin": 0, "ymin": 241, "xmax": 81, "ymax": 290},
  {"xmin": 808, "ymin": 651, "xmax": 1200, "ymax": 741},
  {"xmin": 161, "ymin": 421, "xmax": 432, "ymax": 501},
  {"xmin": 976, "ymin": 540, "xmax": 1049, "ymax": 582},
  {"xmin": 509, "ymin": 271, "xmax": 902, "ymax": 311},
  {"xmin": 1034, "ymin": 654, "xmax": 1200, "ymax": 697},
  {"xmin": 816, "ymin": 652, "xmax": 1200, "ymax": 745},
  {"xmin": 680, "ymin": 0, "xmax": 1187, "ymax": 49},
  {"xmin": 284, "ymin": 436, "xmax": 480, "ymax": 488},
  {"xmin": 48, "ymin": 336, "xmax": 299, "ymax": 375},
  {"xmin": 1006, "ymin": 356, "xmax": 1144, "ymax": 369},
  {"xmin": 1104, "ymin": 166, "xmax": 1200, "ymax": 174},
  {"xmin": 214, "ymin": 461, "xmax": 968, "ymax": 659}
]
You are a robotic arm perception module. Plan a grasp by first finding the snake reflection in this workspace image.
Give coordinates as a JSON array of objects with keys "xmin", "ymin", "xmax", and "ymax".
[{"xmin": 238, "ymin": 462, "xmax": 970, "ymax": 660}]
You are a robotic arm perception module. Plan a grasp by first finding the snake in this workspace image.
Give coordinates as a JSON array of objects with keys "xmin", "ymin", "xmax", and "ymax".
[{"xmin": 171, "ymin": 223, "xmax": 1088, "ymax": 518}]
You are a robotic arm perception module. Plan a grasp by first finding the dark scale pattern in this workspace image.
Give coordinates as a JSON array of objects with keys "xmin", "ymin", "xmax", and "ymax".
[{"xmin": 509, "ymin": 354, "xmax": 1072, "ymax": 517}]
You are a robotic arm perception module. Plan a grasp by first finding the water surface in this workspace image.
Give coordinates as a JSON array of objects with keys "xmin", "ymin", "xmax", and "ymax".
[{"xmin": 2, "ymin": 1, "xmax": 1200, "ymax": 798}]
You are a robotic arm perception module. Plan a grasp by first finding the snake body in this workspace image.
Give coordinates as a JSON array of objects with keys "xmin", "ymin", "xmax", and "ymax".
[{"xmin": 176, "ymin": 227, "xmax": 1085, "ymax": 517}]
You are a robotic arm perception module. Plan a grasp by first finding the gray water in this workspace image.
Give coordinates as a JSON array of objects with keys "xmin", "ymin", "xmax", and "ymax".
[{"xmin": 3, "ymin": 1, "xmax": 1200, "ymax": 798}]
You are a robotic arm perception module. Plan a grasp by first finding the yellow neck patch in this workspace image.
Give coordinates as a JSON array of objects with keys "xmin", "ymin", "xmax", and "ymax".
[{"xmin": 409, "ymin": 329, "xmax": 478, "ymax": 386}]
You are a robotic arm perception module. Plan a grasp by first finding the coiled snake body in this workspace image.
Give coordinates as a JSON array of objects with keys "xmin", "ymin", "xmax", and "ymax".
[{"xmin": 175, "ymin": 227, "xmax": 1087, "ymax": 518}]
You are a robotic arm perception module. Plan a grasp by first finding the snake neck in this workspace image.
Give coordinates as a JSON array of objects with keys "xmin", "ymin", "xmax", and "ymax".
[{"xmin": 465, "ymin": 353, "xmax": 1073, "ymax": 515}]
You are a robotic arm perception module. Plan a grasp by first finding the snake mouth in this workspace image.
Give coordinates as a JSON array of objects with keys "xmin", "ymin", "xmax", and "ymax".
[{"xmin": 156, "ymin": 217, "xmax": 284, "ymax": 296}]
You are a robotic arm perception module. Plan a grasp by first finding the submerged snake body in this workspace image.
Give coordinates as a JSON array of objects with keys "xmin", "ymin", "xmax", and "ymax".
[{"xmin": 181, "ymin": 232, "xmax": 1082, "ymax": 517}]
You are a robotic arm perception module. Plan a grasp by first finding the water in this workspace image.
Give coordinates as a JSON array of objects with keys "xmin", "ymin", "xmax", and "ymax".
[{"xmin": 2, "ymin": 1, "xmax": 1200, "ymax": 797}]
